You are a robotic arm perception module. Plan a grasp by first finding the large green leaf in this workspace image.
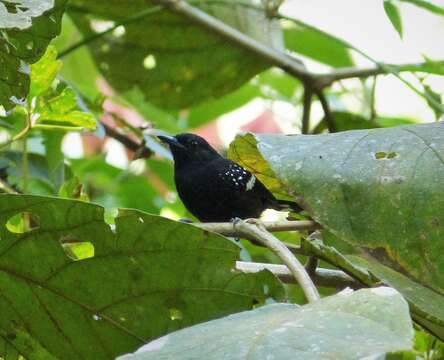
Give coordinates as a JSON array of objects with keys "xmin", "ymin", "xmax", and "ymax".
[
  {"xmin": 0, "ymin": 0, "xmax": 67, "ymax": 110},
  {"xmin": 300, "ymin": 233, "xmax": 444, "ymax": 341},
  {"xmin": 68, "ymin": 0, "xmax": 282, "ymax": 110},
  {"xmin": 0, "ymin": 194, "xmax": 284, "ymax": 359},
  {"xmin": 348, "ymin": 256, "xmax": 444, "ymax": 340},
  {"xmin": 229, "ymin": 122, "xmax": 444, "ymax": 293},
  {"xmin": 119, "ymin": 287, "xmax": 413, "ymax": 359}
]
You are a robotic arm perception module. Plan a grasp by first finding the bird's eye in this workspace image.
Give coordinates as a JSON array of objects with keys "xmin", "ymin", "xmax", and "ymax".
[{"xmin": 190, "ymin": 140, "xmax": 198, "ymax": 147}]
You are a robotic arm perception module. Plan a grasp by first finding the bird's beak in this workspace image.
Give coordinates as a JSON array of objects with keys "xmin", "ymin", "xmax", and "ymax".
[{"xmin": 157, "ymin": 135, "xmax": 187, "ymax": 150}]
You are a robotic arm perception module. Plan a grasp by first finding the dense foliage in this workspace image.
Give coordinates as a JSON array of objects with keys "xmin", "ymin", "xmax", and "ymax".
[{"xmin": 0, "ymin": 0, "xmax": 443, "ymax": 359}]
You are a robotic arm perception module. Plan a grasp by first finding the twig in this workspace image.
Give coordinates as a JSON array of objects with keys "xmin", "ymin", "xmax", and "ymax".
[
  {"xmin": 196, "ymin": 219, "xmax": 319, "ymax": 255},
  {"xmin": 236, "ymin": 261, "xmax": 362, "ymax": 289},
  {"xmin": 190, "ymin": 0, "xmax": 444, "ymax": 113},
  {"xmin": 0, "ymin": 179, "xmax": 19, "ymax": 194},
  {"xmin": 315, "ymin": 90, "xmax": 336, "ymax": 133},
  {"xmin": 233, "ymin": 219, "xmax": 320, "ymax": 302},
  {"xmin": 301, "ymin": 86, "xmax": 313, "ymax": 134},
  {"xmin": 100, "ymin": 122, "xmax": 152, "ymax": 158},
  {"xmin": 197, "ymin": 219, "xmax": 319, "ymax": 235}
]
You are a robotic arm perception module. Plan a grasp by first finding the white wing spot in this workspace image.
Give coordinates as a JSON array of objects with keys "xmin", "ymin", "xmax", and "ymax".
[{"xmin": 246, "ymin": 175, "xmax": 256, "ymax": 191}]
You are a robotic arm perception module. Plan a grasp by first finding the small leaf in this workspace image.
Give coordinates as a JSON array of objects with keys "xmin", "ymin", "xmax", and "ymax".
[
  {"xmin": 35, "ymin": 86, "xmax": 96, "ymax": 130},
  {"xmin": 30, "ymin": 46, "xmax": 62, "ymax": 98},
  {"xmin": 397, "ymin": 0, "xmax": 444, "ymax": 17},
  {"xmin": 423, "ymin": 84, "xmax": 444, "ymax": 120},
  {"xmin": 120, "ymin": 287, "xmax": 413, "ymax": 359},
  {"xmin": 384, "ymin": 0, "xmax": 404, "ymax": 38}
]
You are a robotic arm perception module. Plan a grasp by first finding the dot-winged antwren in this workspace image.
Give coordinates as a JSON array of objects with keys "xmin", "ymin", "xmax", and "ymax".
[{"xmin": 158, "ymin": 133, "xmax": 301, "ymax": 222}]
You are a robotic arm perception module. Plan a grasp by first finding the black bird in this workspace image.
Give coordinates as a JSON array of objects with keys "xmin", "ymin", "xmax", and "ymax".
[{"xmin": 158, "ymin": 133, "xmax": 301, "ymax": 222}]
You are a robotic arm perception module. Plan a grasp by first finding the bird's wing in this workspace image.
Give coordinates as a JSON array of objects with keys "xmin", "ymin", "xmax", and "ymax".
[{"xmin": 214, "ymin": 159, "xmax": 267, "ymax": 194}]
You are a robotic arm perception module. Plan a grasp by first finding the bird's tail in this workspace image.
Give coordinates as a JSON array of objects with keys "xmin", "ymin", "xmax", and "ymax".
[{"xmin": 271, "ymin": 199, "xmax": 303, "ymax": 213}]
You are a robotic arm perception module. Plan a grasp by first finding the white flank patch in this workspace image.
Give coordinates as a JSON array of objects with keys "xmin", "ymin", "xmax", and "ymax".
[{"xmin": 246, "ymin": 175, "xmax": 256, "ymax": 191}]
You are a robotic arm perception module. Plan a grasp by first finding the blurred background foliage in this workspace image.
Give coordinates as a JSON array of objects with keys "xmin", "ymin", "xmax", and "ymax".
[{"xmin": 0, "ymin": 0, "xmax": 444, "ymax": 357}]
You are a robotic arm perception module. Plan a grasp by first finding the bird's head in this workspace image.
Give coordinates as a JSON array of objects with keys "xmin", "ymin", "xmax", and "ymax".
[{"xmin": 157, "ymin": 133, "xmax": 220, "ymax": 165}]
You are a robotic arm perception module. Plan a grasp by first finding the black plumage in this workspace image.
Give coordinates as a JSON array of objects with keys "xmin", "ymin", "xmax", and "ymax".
[{"xmin": 158, "ymin": 133, "xmax": 301, "ymax": 222}]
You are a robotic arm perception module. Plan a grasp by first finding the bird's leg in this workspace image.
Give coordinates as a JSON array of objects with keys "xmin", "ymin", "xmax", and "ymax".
[{"xmin": 231, "ymin": 217, "xmax": 244, "ymax": 242}]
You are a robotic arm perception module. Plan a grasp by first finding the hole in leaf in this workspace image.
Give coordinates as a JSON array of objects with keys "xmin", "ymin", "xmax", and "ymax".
[
  {"xmin": 112, "ymin": 25, "xmax": 126, "ymax": 37},
  {"xmin": 387, "ymin": 152, "xmax": 398, "ymax": 159},
  {"xmin": 60, "ymin": 235, "xmax": 94, "ymax": 261},
  {"xmin": 6, "ymin": 212, "xmax": 40, "ymax": 234},
  {"xmin": 169, "ymin": 308, "xmax": 183, "ymax": 321},
  {"xmin": 374, "ymin": 151, "xmax": 387, "ymax": 159},
  {"xmin": 143, "ymin": 54, "xmax": 156, "ymax": 70},
  {"xmin": 374, "ymin": 151, "xmax": 398, "ymax": 160}
]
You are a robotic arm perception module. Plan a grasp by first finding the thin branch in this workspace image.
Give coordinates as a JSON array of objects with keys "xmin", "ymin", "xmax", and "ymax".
[
  {"xmin": 0, "ymin": 179, "xmax": 19, "ymax": 194},
  {"xmin": 191, "ymin": 0, "xmax": 444, "ymax": 113},
  {"xmin": 314, "ymin": 61, "xmax": 444, "ymax": 88},
  {"xmin": 315, "ymin": 90, "xmax": 336, "ymax": 133},
  {"xmin": 197, "ymin": 219, "xmax": 319, "ymax": 235},
  {"xmin": 236, "ymin": 261, "xmax": 362, "ymax": 289},
  {"xmin": 101, "ymin": 122, "xmax": 152, "ymax": 158},
  {"xmin": 301, "ymin": 86, "xmax": 313, "ymax": 134},
  {"xmin": 233, "ymin": 219, "xmax": 320, "ymax": 302},
  {"xmin": 196, "ymin": 219, "xmax": 319, "ymax": 255}
]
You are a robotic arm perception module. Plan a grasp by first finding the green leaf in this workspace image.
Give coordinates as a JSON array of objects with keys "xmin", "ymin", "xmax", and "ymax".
[
  {"xmin": 119, "ymin": 287, "xmax": 413, "ymax": 359},
  {"xmin": 68, "ymin": 0, "xmax": 282, "ymax": 109},
  {"xmin": 424, "ymin": 84, "xmax": 444, "ymax": 120},
  {"xmin": 384, "ymin": 0, "xmax": 404, "ymax": 38},
  {"xmin": 187, "ymin": 83, "xmax": 261, "ymax": 129},
  {"xmin": 397, "ymin": 0, "xmax": 444, "ymax": 16},
  {"xmin": 229, "ymin": 122, "xmax": 444, "ymax": 293},
  {"xmin": 284, "ymin": 24, "xmax": 354, "ymax": 68},
  {"xmin": 313, "ymin": 111, "xmax": 380, "ymax": 133},
  {"xmin": 2, "ymin": 151, "xmax": 73, "ymax": 195},
  {"xmin": 348, "ymin": 256, "xmax": 444, "ymax": 341},
  {"xmin": 0, "ymin": 0, "xmax": 67, "ymax": 110},
  {"xmin": 0, "ymin": 194, "xmax": 284, "ymax": 359},
  {"xmin": 35, "ymin": 86, "xmax": 96, "ymax": 130},
  {"xmin": 29, "ymin": 46, "xmax": 62, "ymax": 98}
]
